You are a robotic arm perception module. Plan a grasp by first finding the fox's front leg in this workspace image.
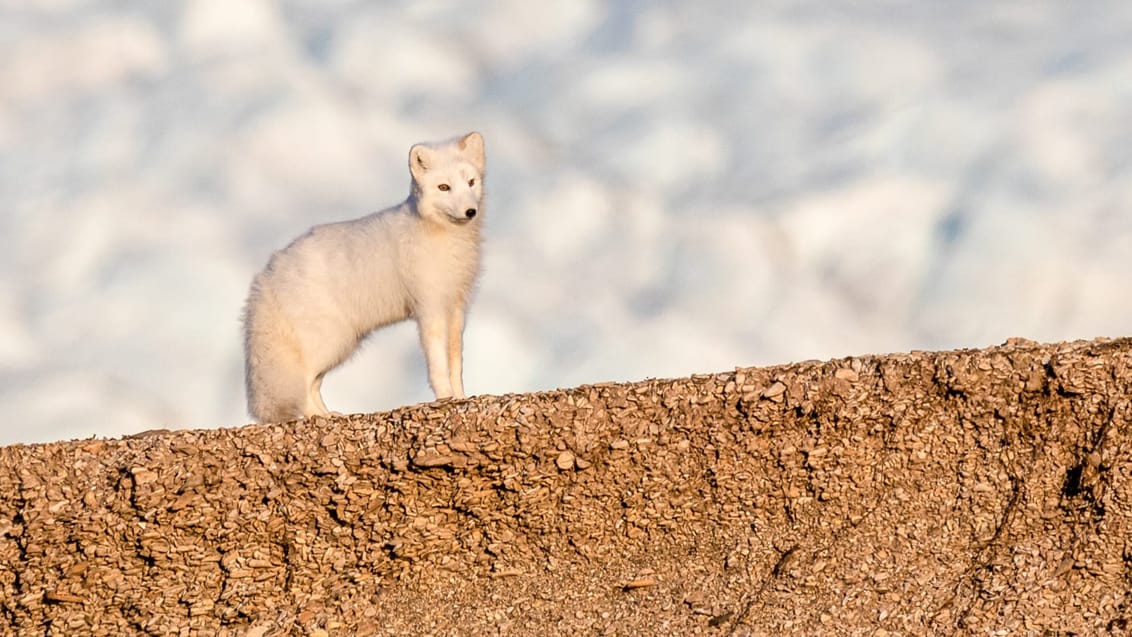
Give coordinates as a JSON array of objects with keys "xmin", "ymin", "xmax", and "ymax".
[
  {"xmin": 417, "ymin": 313, "xmax": 453, "ymax": 399},
  {"xmin": 447, "ymin": 300, "xmax": 467, "ymax": 399}
]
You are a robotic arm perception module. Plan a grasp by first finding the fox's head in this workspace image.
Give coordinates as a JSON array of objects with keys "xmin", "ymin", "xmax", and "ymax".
[{"xmin": 409, "ymin": 132, "xmax": 485, "ymax": 226}]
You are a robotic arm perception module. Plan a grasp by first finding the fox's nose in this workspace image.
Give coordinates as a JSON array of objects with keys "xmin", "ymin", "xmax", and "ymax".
[{"xmin": 465, "ymin": 208, "xmax": 477, "ymax": 219}]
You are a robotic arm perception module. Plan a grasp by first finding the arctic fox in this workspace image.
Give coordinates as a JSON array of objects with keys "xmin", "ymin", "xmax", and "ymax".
[{"xmin": 243, "ymin": 132, "xmax": 485, "ymax": 423}]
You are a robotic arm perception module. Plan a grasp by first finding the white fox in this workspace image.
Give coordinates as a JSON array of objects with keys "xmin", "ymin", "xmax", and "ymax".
[{"xmin": 243, "ymin": 132, "xmax": 485, "ymax": 423}]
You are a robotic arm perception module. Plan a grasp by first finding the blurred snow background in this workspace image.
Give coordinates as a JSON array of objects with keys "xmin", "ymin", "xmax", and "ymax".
[{"xmin": 1, "ymin": 1, "xmax": 1130, "ymax": 444}]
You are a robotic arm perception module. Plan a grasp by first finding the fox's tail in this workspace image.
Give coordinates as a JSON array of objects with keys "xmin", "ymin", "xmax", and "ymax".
[{"xmin": 243, "ymin": 286, "xmax": 306, "ymax": 423}]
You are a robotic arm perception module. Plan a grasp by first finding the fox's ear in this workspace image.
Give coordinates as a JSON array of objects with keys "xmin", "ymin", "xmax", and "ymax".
[
  {"xmin": 458, "ymin": 132, "xmax": 485, "ymax": 171},
  {"xmin": 409, "ymin": 144, "xmax": 432, "ymax": 181}
]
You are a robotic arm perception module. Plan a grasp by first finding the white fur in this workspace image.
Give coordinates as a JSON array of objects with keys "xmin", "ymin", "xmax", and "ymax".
[{"xmin": 243, "ymin": 132, "xmax": 485, "ymax": 422}]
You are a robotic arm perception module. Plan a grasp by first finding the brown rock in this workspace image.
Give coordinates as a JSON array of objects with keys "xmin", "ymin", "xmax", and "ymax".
[
  {"xmin": 0, "ymin": 337, "xmax": 1128, "ymax": 635},
  {"xmin": 555, "ymin": 451, "xmax": 575, "ymax": 471},
  {"xmin": 622, "ymin": 577, "xmax": 656, "ymax": 590}
]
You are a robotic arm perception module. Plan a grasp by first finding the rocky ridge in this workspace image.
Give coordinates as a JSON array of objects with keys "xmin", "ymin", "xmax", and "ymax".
[{"xmin": 1, "ymin": 337, "xmax": 1130, "ymax": 635}]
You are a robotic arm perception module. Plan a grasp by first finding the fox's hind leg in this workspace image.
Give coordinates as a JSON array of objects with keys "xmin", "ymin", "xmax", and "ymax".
[{"xmin": 304, "ymin": 373, "xmax": 337, "ymax": 417}]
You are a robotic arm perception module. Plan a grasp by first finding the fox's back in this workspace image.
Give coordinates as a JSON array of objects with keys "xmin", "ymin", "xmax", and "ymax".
[{"xmin": 253, "ymin": 206, "xmax": 416, "ymax": 334}]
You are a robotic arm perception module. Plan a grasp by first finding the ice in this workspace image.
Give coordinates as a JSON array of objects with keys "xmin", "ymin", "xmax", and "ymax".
[{"xmin": 1, "ymin": 1, "xmax": 1130, "ymax": 444}]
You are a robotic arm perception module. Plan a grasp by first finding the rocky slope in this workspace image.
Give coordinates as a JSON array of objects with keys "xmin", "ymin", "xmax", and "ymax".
[{"xmin": 1, "ymin": 337, "xmax": 1130, "ymax": 635}]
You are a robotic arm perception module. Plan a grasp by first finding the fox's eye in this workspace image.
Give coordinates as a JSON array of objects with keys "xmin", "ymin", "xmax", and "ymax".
[
  {"xmin": 468, "ymin": 178, "xmax": 475, "ymax": 187},
  {"xmin": 437, "ymin": 184, "xmax": 450, "ymax": 191}
]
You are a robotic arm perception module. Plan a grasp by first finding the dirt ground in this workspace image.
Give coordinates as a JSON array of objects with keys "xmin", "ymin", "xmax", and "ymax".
[{"xmin": 1, "ymin": 337, "xmax": 1130, "ymax": 635}]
